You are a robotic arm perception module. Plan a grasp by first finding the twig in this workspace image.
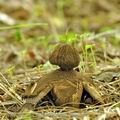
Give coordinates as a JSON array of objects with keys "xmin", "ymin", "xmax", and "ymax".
[{"xmin": 88, "ymin": 29, "xmax": 120, "ymax": 40}]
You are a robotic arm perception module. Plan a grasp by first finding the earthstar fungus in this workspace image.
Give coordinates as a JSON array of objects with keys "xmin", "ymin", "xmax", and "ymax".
[
  {"xmin": 49, "ymin": 44, "xmax": 80, "ymax": 71},
  {"xmin": 24, "ymin": 43, "xmax": 104, "ymax": 108}
]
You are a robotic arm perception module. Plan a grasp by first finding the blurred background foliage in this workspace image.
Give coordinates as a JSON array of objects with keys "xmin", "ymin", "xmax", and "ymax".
[
  {"xmin": 0, "ymin": 0, "xmax": 120, "ymax": 36},
  {"xmin": 0, "ymin": 0, "xmax": 120, "ymax": 71}
]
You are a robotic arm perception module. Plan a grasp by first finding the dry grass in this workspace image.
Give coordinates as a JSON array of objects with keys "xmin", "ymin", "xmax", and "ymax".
[{"xmin": 0, "ymin": 67, "xmax": 120, "ymax": 119}]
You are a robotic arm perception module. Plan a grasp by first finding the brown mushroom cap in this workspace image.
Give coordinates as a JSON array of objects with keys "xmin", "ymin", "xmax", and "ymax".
[{"xmin": 49, "ymin": 43, "xmax": 80, "ymax": 70}]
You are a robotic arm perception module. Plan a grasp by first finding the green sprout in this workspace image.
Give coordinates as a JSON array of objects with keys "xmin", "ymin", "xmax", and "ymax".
[{"xmin": 59, "ymin": 32, "xmax": 77, "ymax": 44}]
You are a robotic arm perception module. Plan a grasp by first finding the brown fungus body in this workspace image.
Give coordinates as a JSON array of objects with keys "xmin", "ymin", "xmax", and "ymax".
[
  {"xmin": 23, "ymin": 44, "xmax": 104, "ymax": 109},
  {"xmin": 49, "ymin": 44, "xmax": 80, "ymax": 71}
]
